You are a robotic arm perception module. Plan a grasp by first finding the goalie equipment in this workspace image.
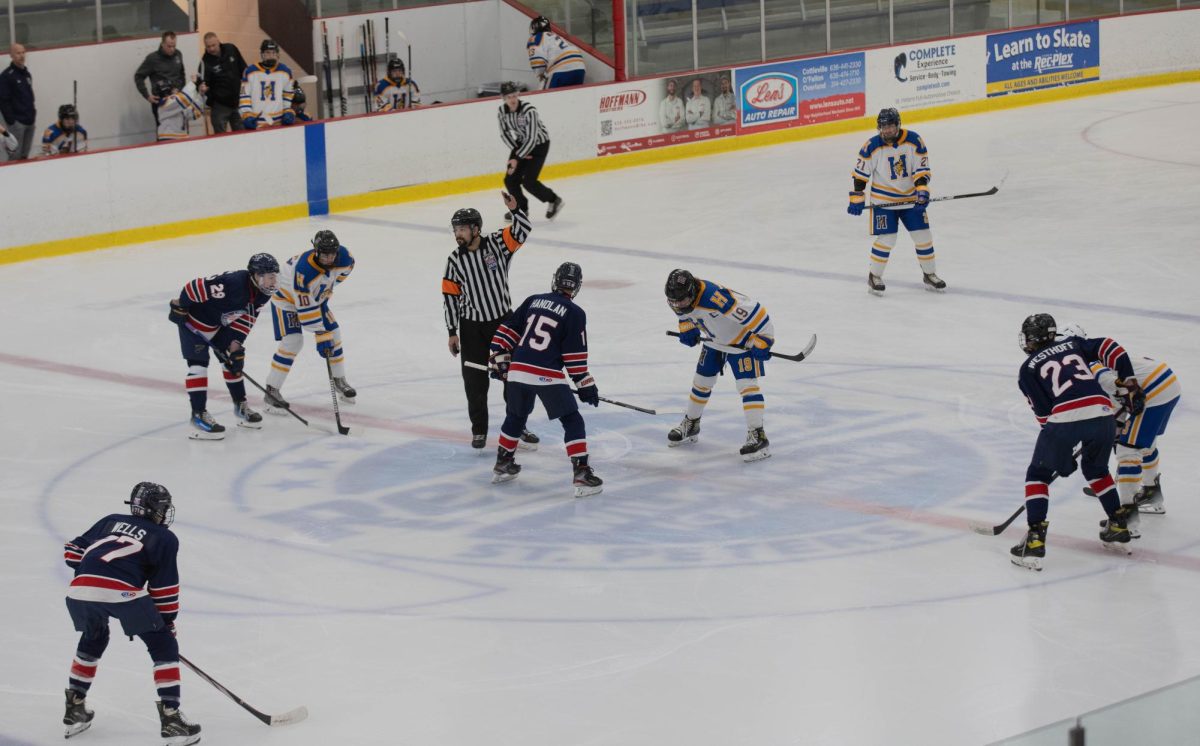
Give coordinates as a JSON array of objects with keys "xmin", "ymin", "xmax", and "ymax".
[
  {"xmin": 1018, "ymin": 313, "xmax": 1057, "ymax": 354},
  {"xmin": 63, "ymin": 689, "xmax": 94, "ymax": 739},
  {"xmin": 667, "ymin": 415, "xmax": 700, "ymax": 446}
]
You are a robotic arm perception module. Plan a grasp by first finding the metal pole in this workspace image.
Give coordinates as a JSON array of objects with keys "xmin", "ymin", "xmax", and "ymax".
[
  {"xmin": 888, "ymin": 0, "xmax": 893, "ymax": 45},
  {"xmin": 95, "ymin": 0, "xmax": 102, "ymax": 42},
  {"xmin": 949, "ymin": 0, "xmax": 954, "ymax": 35},
  {"xmin": 1007, "ymin": 0, "xmax": 1012, "ymax": 27},
  {"xmin": 8, "ymin": 0, "xmax": 15, "ymax": 48},
  {"xmin": 188, "ymin": 0, "xmax": 196, "ymax": 32},
  {"xmin": 1065, "ymin": 0, "xmax": 1069, "ymax": 20},
  {"xmin": 632, "ymin": 0, "xmax": 639, "ymax": 77},
  {"xmin": 825, "ymin": 0, "xmax": 831, "ymax": 52},
  {"xmin": 613, "ymin": 0, "xmax": 627, "ymax": 80},
  {"xmin": 564, "ymin": 0, "xmax": 572, "ymax": 33},
  {"xmin": 692, "ymin": 0, "xmax": 699, "ymax": 70},
  {"xmin": 760, "ymin": 0, "xmax": 766, "ymax": 61}
]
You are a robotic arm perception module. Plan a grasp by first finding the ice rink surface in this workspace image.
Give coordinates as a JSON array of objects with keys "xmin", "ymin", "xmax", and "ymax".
[{"xmin": 1, "ymin": 83, "xmax": 1198, "ymax": 746}]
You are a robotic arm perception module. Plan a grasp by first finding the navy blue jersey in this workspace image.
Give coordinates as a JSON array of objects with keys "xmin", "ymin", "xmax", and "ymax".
[
  {"xmin": 176, "ymin": 269, "xmax": 269, "ymax": 345},
  {"xmin": 491, "ymin": 291, "xmax": 591, "ymax": 387},
  {"xmin": 1019, "ymin": 336, "xmax": 1133, "ymax": 426},
  {"xmin": 63, "ymin": 513, "xmax": 181, "ymax": 622}
]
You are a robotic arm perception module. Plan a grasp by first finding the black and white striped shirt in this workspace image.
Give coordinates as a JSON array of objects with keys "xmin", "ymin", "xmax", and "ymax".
[
  {"xmin": 442, "ymin": 209, "xmax": 532, "ymax": 333},
  {"xmin": 498, "ymin": 100, "xmax": 550, "ymax": 159}
]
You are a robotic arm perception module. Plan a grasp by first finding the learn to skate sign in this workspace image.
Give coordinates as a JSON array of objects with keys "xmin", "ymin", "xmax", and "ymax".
[
  {"xmin": 986, "ymin": 21, "xmax": 1099, "ymax": 97},
  {"xmin": 735, "ymin": 52, "xmax": 864, "ymax": 132}
]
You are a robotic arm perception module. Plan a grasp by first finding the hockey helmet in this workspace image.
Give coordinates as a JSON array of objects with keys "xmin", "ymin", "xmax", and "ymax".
[
  {"xmin": 248, "ymin": 252, "xmax": 280, "ymax": 275},
  {"xmin": 292, "ymin": 84, "xmax": 307, "ymax": 108},
  {"xmin": 552, "ymin": 262, "xmax": 583, "ymax": 298},
  {"xmin": 877, "ymin": 108, "xmax": 901, "ymax": 130},
  {"xmin": 499, "ymin": 81, "xmax": 520, "ymax": 97},
  {"xmin": 387, "ymin": 58, "xmax": 406, "ymax": 80},
  {"xmin": 1019, "ymin": 313, "xmax": 1057, "ymax": 354},
  {"xmin": 1057, "ymin": 322, "xmax": 1087, "ymax": 341},
  {"xmin": 58, "ymin": 103, "xmax": 79, "ymax": 122},
  {"xmin": 152, "ymin": 78, "xmax": 175, "ymax": 99},
  {"xmin": 451, "ymin": 208, "xmax": 483, "ymax": 231},
  {"xmin": 665, "ymin": 268, "xmax": 699, "ymax": 313},
  {"xmin": 127, "ymin": 482, "xmax": 174, "ymax": 526},
  {"xmin": 530, "ymin": 15, "xmax": 551, "ymax": 35},
  {"xmin": 260, "ymin": 39, "xmax": 280, "ymax": 54},
  {"xmin": 312, "ymin": 230, "xmax": 341, "ymax": 267}
]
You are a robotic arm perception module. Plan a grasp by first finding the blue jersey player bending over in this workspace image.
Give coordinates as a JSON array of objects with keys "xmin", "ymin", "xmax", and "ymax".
[
  {"xmin": 61, "ymin": 483, "xmax": 201, "ymax": 744},
  {"xmin": 169, "ymin": 253, "xmax": 279, "ymax": 439},
  {"xmin": 665, "ymin": 268, "xmax": 774, "ymax": 462},
  {"xmin": 1012, "ymin": 314, "xmax": 1142, "ymax": 570},
  {"xmin": 848, "ymin": 108, "xmax": 945, "ymax": 295},
  {"xmin": 487, "ymin": 262, "xmax": 603, "ymax": 498}
]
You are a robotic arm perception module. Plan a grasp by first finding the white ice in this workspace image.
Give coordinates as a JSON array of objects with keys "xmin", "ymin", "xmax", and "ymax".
[{"xmin": 1, "ymin": 83, "xmax": 1199, "ymax": 746}]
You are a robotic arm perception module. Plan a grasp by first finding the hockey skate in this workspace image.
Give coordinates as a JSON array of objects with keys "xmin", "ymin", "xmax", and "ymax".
[
  {"xmin": 471, "ymin": 434, "xmax": 487, "ymax": 453},
  {"xmin": 263, "ymin": 385, "xmax": 290, "ymax": 414},
  {"xmin": 667, "ymin": 416, "xmax": 700, "ymax": 447},
  {"xmin": 189, "ymin": 410, "xmax": 225, "ymax": 440},
  {"xmin": 234, "ymin": 400, "xmax": 263, "ymax": 429},
  {"xmin": 332, "ymin": 376, "xmax": 357, "ymax": 404},
  {"xmin": 739, "ymin": 427, "xmax": 771, "ymax": 462},
  {"xmin": 518, "ymin": 429, "xmax": 540, "ymax": 451},
  {"xmin": 492, "ymin": 448, "xmax": 521, "ymax": 483},
  {"xmin": 546, "ymin": 198, "xmax": 565, "ymax": 220},
  {"xmin": 1136, "ymin": 475, "xmax": 1165, "ymax": 514},
  {"xmin": 63, "ymin": 689, "xmax": 94, "ymax": 739},
  {"xmin": 156, "ymin": 701, "xmax": 201, "ymax": 746},
  {"xmin": 572, "ymin": 456, "xmax": 603, "ymax": 498},
  {"xmin": 1100, "ymin": 504, "xmax": 1142, "ymax": 539},
  {"xmin": 1010, "ymin": 521, "xmax": 1048, "ymax": 571},
  {"xmin": 867, "ymin": 272, "xmax": 886, "ymax": 296},
  {"xmin": 1099, "ymin": 507, "xmax": 1134, "ymax": 555},
  {"xmin": 922, "ymin": 272, "xmax": 946, "ymax": 292}
]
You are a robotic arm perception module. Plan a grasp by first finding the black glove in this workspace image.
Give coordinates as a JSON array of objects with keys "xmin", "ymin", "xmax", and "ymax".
[
  {"xmin": 225, "ymin": 347, "xmax": 245, "ymax": 375},
  {"xmin": 168, "ymin": 302, "xmax": 189, "ymax": 326},
  {"xmin": 1117, "ymin": 379, "xmax": 1146, "ymax": 416},
  {"xmin": 577, "ymin": 383, "xmax": 599, "ymax": 407}
]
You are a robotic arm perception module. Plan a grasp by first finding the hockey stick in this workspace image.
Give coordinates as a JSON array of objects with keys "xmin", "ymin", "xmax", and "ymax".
[
  {"xmin": 324, "ymin": 357, "xmax": 351, "ymax": 435},
  {"xmin": 666, "ymin": 332, "xmax": 817, "ymax": 362},
  {"xmin": 336, "ymin": 27, "xmax": 347, "ymax": 117},
  {"xmin": 462, "ymin": 361, "xmax": 657, "ymax": 414},
  {"xmin": 321, "ymin": 21, "xmax": 334, "ymax": 118},
  {"xmin": 179, "ymin": 655, "xmax": 308, "ymax": 727},
  {"xmin": 207, "ymin": 343, "xmax": 310, "ymax": 427},
  {"xmin": 866, "ymin": 174, "xmax": 1009, "ymax": 211},
  {"xmin": 72, "ymin": 80, "xmax": 78, "ymax": 152},
  {"xmin": 395, "ymin": 28, "xmax": 413, "ymax": 108}
]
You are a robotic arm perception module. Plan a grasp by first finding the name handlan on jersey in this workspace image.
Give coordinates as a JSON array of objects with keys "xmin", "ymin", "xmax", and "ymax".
[{"xmin": 529, "ymin": 298, "xmax": 568, "ymax": 317}]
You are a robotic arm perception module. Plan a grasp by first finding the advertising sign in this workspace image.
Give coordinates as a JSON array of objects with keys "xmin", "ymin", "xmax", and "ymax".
[
  {"xmin": 986, "ymin": 21, "xmax": 1099, "ymax": 97},
  {"xmin": 597, "ymin": 70, "xmax": 736, "ymax": 156},
  {"xmin": 734, "ymin": 52, "xmax": 865, "ymax": 133},
  {"xmin": 866, "ymin": 36, "xmax": 985, "ymax": 112}
]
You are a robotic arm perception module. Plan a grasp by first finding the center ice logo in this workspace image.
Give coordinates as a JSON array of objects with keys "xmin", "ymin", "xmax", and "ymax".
[{"xmin": 739, "ymin": 73, "xmax": 798, "ymax": 127}]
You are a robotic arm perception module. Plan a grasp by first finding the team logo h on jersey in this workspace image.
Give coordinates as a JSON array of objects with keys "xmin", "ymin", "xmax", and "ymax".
[{"xmin": 739, "ymin": 72, "xmax": 798, "ymax": 128}]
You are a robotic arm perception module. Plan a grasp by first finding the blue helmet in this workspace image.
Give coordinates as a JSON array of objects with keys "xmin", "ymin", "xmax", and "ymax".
[
  {"xmin": 126, "ymin": 482, "xmax": 174, "ymax": 526},
  {"xmin": 247, "ymin": 252, "xmax": 279, "ymax": 275},
  {"xmin": 552, "ymin": 262, "xmax": 583, "ymax": 298}
]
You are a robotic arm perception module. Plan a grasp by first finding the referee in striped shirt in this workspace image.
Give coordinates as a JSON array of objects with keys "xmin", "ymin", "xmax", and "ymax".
[
  {"xmin": 443, "ymin": 191, "xmax": 539, "ymax": 451},
  {"xmin": 499, "ymin": 82, "xmax": 564, "ymax": 221}
]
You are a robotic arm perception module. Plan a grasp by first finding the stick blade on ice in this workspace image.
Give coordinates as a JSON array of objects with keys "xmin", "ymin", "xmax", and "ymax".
[{"xmin": 270, "ymin": 706, "xmax": 309, "ymax": 726}]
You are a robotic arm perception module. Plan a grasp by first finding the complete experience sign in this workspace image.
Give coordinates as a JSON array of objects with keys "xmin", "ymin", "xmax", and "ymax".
[{"xmin": 986, "ymin": 21, "xmax": 1099, "ymax": 97}]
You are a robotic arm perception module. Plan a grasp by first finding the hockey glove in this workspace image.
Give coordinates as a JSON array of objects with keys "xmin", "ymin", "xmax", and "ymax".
[
  {"xmin": 847, "ymin": 191, "xmax": 865, "ymax": 216},
  {"xmin": 747, "ymin": 335, "xmax": 772, "ymax": 362},
  {"xmin": 1116, "ymin": 378, "xmax": 1146, "ymax": 416},
  {"xmin": 489, "ymin": 350, "xmax": 511, "ymax": 381},
  {"xmin": 243, "ymin": 116, "xmax": 258, "ymax": 130},
  {"xmin": 912, "ymin": 184, "xmax": 930, "ymax": 213},
  {"xmin": 577, "ymin": 381, "xmax": 600, "ymax": 407},
  {"xmin": 225, "ymin": 347, "xmax": 245, "ymax": 374},
  {"xmin": 315, "ymin": 331, "xmax": 336, "ymax": 359},
  {"xmin": 677, "ymin": 327, "xmax": 701, "ymax": 347},
  {"xmin": 281, "ymin": 111, "xmax": 295, "ymax": 126},
  {"xmin": 168, "ymin": 302, "xmax": 189, "ymax": 326}
]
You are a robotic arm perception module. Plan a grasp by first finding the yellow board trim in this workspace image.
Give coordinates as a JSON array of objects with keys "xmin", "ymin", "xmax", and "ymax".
[{"xmin": 3, "ymin": 69, "xmax": 1199, "ymax": 266}]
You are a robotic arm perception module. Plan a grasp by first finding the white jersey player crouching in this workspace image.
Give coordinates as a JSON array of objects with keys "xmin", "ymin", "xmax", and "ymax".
[
  {"xmin": 665, "ymin": 268, "xmax": 774, "ymax": 462},
  {"xmin": 263, "ymin": 230, "xmax": 356, "ymax": 411}
]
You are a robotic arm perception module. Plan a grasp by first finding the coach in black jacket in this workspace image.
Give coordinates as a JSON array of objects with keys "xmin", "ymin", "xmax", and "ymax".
[
  {"xmin": 0, "ymin": 43, "xmax": 36, "ymax": 160},
  {"xmin": 134, "ymin": 31, "xmax": 186, "ymax": 126},
  {"xmin": 200, "ymin": 33, "xmax": 247, "ymax": 132}
]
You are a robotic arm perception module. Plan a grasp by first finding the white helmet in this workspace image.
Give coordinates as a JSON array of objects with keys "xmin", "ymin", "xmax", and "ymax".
[{"xmin": 1057, "ymin": 322, "xmax": 1087, "ymax": 340}]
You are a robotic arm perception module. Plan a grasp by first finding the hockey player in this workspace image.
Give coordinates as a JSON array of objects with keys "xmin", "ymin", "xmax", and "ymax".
[
  {"xmin": 169, "ymin": 253, "xmax": 278, "ymax": 439},
  {"xmin": 1011, "ymin": 313, "xmax": 1142, "ymax": 570},
  {"xmin": 488, "ymin": 262, "xmax": 603, "ymax": 497},
  {"xmin": 264, "ymin": 230, "xmax": 356, "ymax": 411},
  {"xmin": 373, "ymin": 58, "xmax": 421, "ymax": 111},
  {"xmin": 848, "ymin": 108, "xmax": 945, "ymax": 295},
  {"xmin": 61, "ymin": 482, "xmax": 201, "ymax": 745},
  {"xmin": 41, "ymin": 104, "xmax": 88, "ymax": 156},
  {"xmin": 665, "ymin": 269, "xmax": 773, "ymax": 462},
  {"xmin": 238, "ymin": 39, "xmax": 295, "ymax": 129},
  {"xmin": 1059, "ymin": 323, "xmax": 1180, "ymax": 520},
  {"xmin": 154, "ymin": 77, "xmax": 207, "ymax": 142},
  {"xmin": 527, "ymin": 16, "xmax": 586, "ymax": 89}
]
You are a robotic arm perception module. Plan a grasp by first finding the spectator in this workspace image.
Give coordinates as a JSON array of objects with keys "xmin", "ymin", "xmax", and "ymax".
[
  {"xmin": 156, "ymin": 78, "xmax": 207, "ymax": 142},
  {"xmin": 685, "ymin": 78, "xmax": 711, "ymax": 130},
  {"xmin": 659, "ymin": 79, "xmax": 684, "ymax": 133},
  {"xmin": 42, "ymin": 104, "xmax": 88, "ymax": 156},
  {"xmin": 713, "ymin": 76, "xmax": 736, "ymax": 125},
  {"xmin": 134, "ymin": 31, "xmax": 185, "ymax": 126},
  {"xmin": 200, "ymin": 32, "xmax": 246, "ymax": 132},
  {"xmin": 0, "ymin": 43, "xmax": 37, "ymax": 161},
  {"xmin": 239, "ymin": 40, "xmax": 295, "ymax": 130},
  {"xmin": 283, "ymin": 84, "xmax": 313, "ymax": 123}
]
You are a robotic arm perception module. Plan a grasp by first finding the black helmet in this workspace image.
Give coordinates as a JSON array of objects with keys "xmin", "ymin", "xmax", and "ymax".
[
  {"xmin": 877, "ymin": 107, "xmax": 901, "ymax": 130},
  {"xmin": 451, "ymin": 208, "xmax": 483, "ymax": 231},
  {"xmin": 665, "ymin": 268, "xmax": 699, "ymax": 313},
  {"xmin": 530, "ymin": 15, "xmax": 551, "ymax": 34},
  {"xmin": 292, "ymin": 84, "xmax": 307, "ymax": 107},
  {"xmin": 126, "ymin": 482, "xmax": 174, "ymax": 526},
  {"xmin": 1019, "ymin": 313, "xmax": 1057, "ymax": 354},
  {"xmin": 552, "ymin": 262, "xmax": 583, "ymax": 298},
  {"xmin": 261, "ymin": 39, "xmax": 280, "ymax": 54},
  {"xmin": 247, "ymin": 252, "xmax": 280, "ymax": 275},
  {"xmin": 387, "ymin": 58, "xmax": 406, "ymax": 79},
  {"xmin": 312, "ymin": 229, "xmax": 340, "ymax": 254},
  {"xmin": 499, "ymin": 81, "xmax": 520, "ymax": 97},
  {"xmin": 58, "ymin": 103, "xmax": 79, "ymax": 121}
]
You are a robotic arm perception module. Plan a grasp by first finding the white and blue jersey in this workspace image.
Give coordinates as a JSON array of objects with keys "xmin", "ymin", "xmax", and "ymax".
[
  {"xmin": 1083, "ymin": 340, "xmax": 1180, "ymax": 449},
  {"xmin": 852, "ymin": 129, "xmax": 930, "ymax": 209},
  {"xmin": 675, "ymin": 280, "xmax": 774, "ymax": 357},
  {"xmin": 271, "ymin": 246, "xmax": 355, "ymax": 338},
  {"xmin": 527, "ymin": 31, "xmax": 586, "ymax": 88}
]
